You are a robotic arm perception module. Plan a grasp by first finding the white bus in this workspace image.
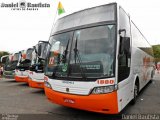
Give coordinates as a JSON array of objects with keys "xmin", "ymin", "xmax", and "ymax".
[
  {"xmin": 28, "ymin": 41, "xmax": 49, "ymax": 89},
  {"xmin": 44, "ymin": 3, "xmax": 154, "ymax": 114},
  {"xmin": 1, "ymin": 55, "xmax": 9, "ymax": 77},
  {"xmin": 1, "ymin": 53, "xmax": 20, "ymax": 78},
  {"xmin": 15, "ymin": 48, "xmax": 34, "ymax": 83}
]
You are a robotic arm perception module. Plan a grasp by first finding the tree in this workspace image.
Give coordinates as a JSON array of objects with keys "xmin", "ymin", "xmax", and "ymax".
[
  {"xmin": 0, "ymin": 51, "xmax": 10, "ymax": 64},
  {"xmin": 152, "ymin": 44, "xmax": 160, "ymax": 63}
]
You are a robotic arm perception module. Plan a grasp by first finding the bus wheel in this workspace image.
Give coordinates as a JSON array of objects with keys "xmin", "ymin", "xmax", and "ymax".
[
  {"xmin": 131, "ymin": 82, "xmax": 139, "ymax": 105},
  {"xmin": 149, "ymin": 79, "xmax": 153, "ymax": 84},
  {"xmin": 150, "ymin": 70, "xmax": 154, "ymax": 83}
]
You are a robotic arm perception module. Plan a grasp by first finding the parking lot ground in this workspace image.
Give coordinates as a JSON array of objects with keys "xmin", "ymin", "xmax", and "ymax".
[{"xmin": 0, "ymin": 72, "xmax": 160, "ymax": 120}]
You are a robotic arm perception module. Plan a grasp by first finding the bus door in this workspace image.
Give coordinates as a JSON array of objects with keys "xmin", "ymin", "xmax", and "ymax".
[{"xmin": 117, "ymin": 7, "xmax": 131, "ymax": 109}]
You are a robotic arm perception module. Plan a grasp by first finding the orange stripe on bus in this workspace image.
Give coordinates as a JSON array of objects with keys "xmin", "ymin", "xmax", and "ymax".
[{"xmin": 44, "ymin": 87, "xmax": 119, "ymax": 114}]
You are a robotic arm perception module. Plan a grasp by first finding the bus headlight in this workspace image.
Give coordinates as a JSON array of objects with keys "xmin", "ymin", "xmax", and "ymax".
[
  {"xmin": 44, "ymin": 81, "xmax": 52, "ymax": 89},
  {"xmin": 91, "ymin": 85, "xmax": 117, "ymax": 94}
]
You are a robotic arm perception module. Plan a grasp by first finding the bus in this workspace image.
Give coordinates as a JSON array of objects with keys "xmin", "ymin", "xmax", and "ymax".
[
  {"xmin": 1, "ymin": 55, "xmax": 9, "ymax": 64},
  {"xmin": 1, "ymin": 55, "xmax": 9, "ymax": 67},
  {"xmin": 28, "ymin": 41, "xmax": 49, "ymax": 89},
  {"xmin": 15, "ymin": 48, "xmax": 33, "ymax": 83},
  {"xmin": 44, "ymin": 3, "xmax": 155, "ymax": 114},
  {"xmin": 1, "ymin": 53, "xmax": 20, "ymax": 79},
  {"xmin": 1, "ymin": 55, "xmax": 9, "ymax": 77}
]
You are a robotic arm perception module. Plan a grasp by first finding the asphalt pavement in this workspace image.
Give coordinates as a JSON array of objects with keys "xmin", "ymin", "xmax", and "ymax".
[{"xmin": 0, "ymin": 71, "xmax": 160, "ymax": 120}]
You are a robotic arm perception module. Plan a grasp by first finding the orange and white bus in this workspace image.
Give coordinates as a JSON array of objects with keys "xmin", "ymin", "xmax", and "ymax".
[
  {"xmin": 28, "ymin": 41, "xmax": 49, "ymax": 89},
  {"xmin": 15, "ymin": 48, "xmax": 33, "ymax": 83},
  {"xmin": 44, "ymin": 3, "xmax": 155, "ymax": 114}
]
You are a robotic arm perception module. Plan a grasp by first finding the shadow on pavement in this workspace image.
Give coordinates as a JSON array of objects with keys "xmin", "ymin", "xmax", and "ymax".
[
  {"xmin": 2, "ymin": 79, "xmax": 16, "ymax": 83},
  {"xmin": 15, "ymin": 82, "xmax": 29, "ymax": 87},
  {"xmin": 47, "ymin": 106, "xmax": 122, "ymax": 120},
  {"xmin": 30, "ymin": 89, "xmax": 44, "ymax": 94},
  {"xmin": 46, "ymin": 80, "xmax": 155, "ymax": 120},
  {"xmin": 120, "ymin": 80, "xmax": 153, "ymax": 112}
]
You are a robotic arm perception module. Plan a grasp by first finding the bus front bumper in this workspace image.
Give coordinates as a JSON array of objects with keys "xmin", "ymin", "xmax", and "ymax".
[
  {"xmin": 28, "ymin": 78, "xmax": 44, "ymax": 89},
  {"xmin": 44, "ymin": 87, "xmax": 119, "ymax": 114},
  {"xmin": 3, "ymin": 74, "xmax": 15, "ymax": 79},
  {"xmin": 3, "ymin": 71, "xmax": 15, "ymax": 79},
  {"xmin": 14, "ymin": 76, "xmax": 28, "ymax": 83}
]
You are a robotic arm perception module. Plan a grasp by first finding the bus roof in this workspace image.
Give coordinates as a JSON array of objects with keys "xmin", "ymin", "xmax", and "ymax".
[{"xmin": 52, "ymin": 3, "xmax": 117, "ymax": 35}]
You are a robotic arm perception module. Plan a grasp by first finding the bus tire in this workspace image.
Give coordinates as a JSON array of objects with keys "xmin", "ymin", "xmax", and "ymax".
[
  {"xmin": 131, "ymin": 81, "xmax": 139, "ymax": 105},
  {"xmin": 149, "ymin": 79, "xmax": 153, "ymax": 83}
]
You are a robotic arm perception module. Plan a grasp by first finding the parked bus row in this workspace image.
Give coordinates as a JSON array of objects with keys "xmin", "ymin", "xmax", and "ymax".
[
  {"xmin": 1, "ymin": 41, "xmax": 49, "ymax": 89},
  {"xmin": 0, "ymin": 3, "xmax": 155, "ymax": 114}
]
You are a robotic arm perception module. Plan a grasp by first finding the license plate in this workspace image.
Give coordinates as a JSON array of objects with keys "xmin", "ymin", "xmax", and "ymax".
[
  {"xmin": 38, "ymin": 83, "xmax": 42, "ymax": 87},
  {"xmin": 20, "ymin": 78, "xmax": 24, "ymax": 80},
  {"xmin": 64, "ymin": 98, "xmax": 75, "ymax": 104}
]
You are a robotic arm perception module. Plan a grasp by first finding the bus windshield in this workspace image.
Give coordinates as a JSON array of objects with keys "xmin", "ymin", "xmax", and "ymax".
[
  {"xmin": 4, "ymin": 53, "xmax": 19, "ymax": 71},
  {"xmin": 38, "ymin": 42, "xmax": 49, "ymax": 60},
  {"xmin": 36, "ymin": 42, "xmax": 49, "ymax": 71},
  {"xmin": 10, "ymin": 53, "xmax": 20, "ymax": 70},
  {"xmin": 30, "ymin": 43, "xmax": 50, "ymax": 72},
  {"xmin": 17, "ymin": 49, "xmax": 33, "ymax": 70},
  {"xmin": 46, "ymin": 25, "xmax": 116, "ymax": 79},
  {"xmin": 31, "ymin": 50, "xmax": 37, "ymax": 65},
  {"xmin": 45, "ymin": 32, "xmax": 72, "ymax": 77},
  {"xmin": 26, "ymin": 49, "xmax": 33, "ymax": 61},
  {"xmin": 13, "ymin": 53, "xmax": 20, "ymax": 61}
]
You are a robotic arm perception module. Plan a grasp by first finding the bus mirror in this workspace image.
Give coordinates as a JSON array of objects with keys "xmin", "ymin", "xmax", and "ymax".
[
  {"xmin": 33, "ymin": 46, "xmax": 38, "ymax": 54},
  {"xmin": 119, "ymin": 29, "xmax": 127, "ymax": 55},
  {"xmin": 1, "ymin": 58, "xmax": 6, "ymax": 64},
  {"xmin": 119, "ymin": 29, "xmax": 126, "ymax": 35},
  {"xmin": 119, "ymin": 36, "xmax": 124, "ymax": 55},
  {"xmin": 1, "ymin": 57, "xmax": 7, "ymax": 64},
  {"xmin": 119, "ymin": 37, "xmax": 130, "ymax": 55},
  {"xmin": 124, "ymin": 37, "xmax": 130, "ymax": 53},
  {"xmin": 38, "ymin": 45, "xmax": 42, "ymax": 57}
]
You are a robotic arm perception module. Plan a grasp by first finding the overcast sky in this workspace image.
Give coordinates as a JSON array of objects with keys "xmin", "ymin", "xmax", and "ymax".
[{"xmin": 0, "ymin": 0, "xmax": 160, "ymax": 53}]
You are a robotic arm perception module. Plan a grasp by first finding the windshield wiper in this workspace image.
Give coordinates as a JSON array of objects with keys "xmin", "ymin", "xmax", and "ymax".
[
  {"xmin": 61, "ymin": 39, "xmax": 70, "ymax": 63},
  {"xmin": 73, "ymin": 36, "xmax": 86, "ymax": 80}
]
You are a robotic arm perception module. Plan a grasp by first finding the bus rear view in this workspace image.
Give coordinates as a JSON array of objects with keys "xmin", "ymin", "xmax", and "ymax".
[{"xmin": 44, "ymin": 3, "xmax": 154, "ymax": 114}]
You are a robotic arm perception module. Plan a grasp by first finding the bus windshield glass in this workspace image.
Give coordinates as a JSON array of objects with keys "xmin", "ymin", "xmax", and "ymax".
[
  {"xmin": 46, "ymin": 25, "xmax": 116, "ymax": 79},
  {"xmin": 13, "ymin": 53, "xmax": 20, "ymax": 61},
  {"xmin": 26, "ymin": 49, "xmax": 33, "ymax": 61},
  {"xmin": 45, "ymin": 32, "xmax": 72, "ymax": 77},
  {"xmin": 17, "ymin": 49, "xmax": 33, "ymax": 70},
  {"xmin": 31, "ymin": 50, "xmax": 37, "ymax": 65},
  {"xmin": 52, "ymin": 4, "xmax": 115, "ymax": 33},
  {"xmin": 39, "ymin": 42, "xmax": 49, "ymax": 60}
]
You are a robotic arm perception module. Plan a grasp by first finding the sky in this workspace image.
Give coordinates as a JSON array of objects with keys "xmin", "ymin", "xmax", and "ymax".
[{"xmin": 0, "ymin": 0, "xmax": 160, "ymax": 53}]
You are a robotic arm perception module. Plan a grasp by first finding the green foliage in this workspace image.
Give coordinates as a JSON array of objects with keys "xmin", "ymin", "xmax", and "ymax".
[
  {"xmin": 0, "ymin": 51, "xmax": 10, "ymax": 64},
  {"xmin": 152, "ymin": 45, "xmax": 160, "ymax": 62}
]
